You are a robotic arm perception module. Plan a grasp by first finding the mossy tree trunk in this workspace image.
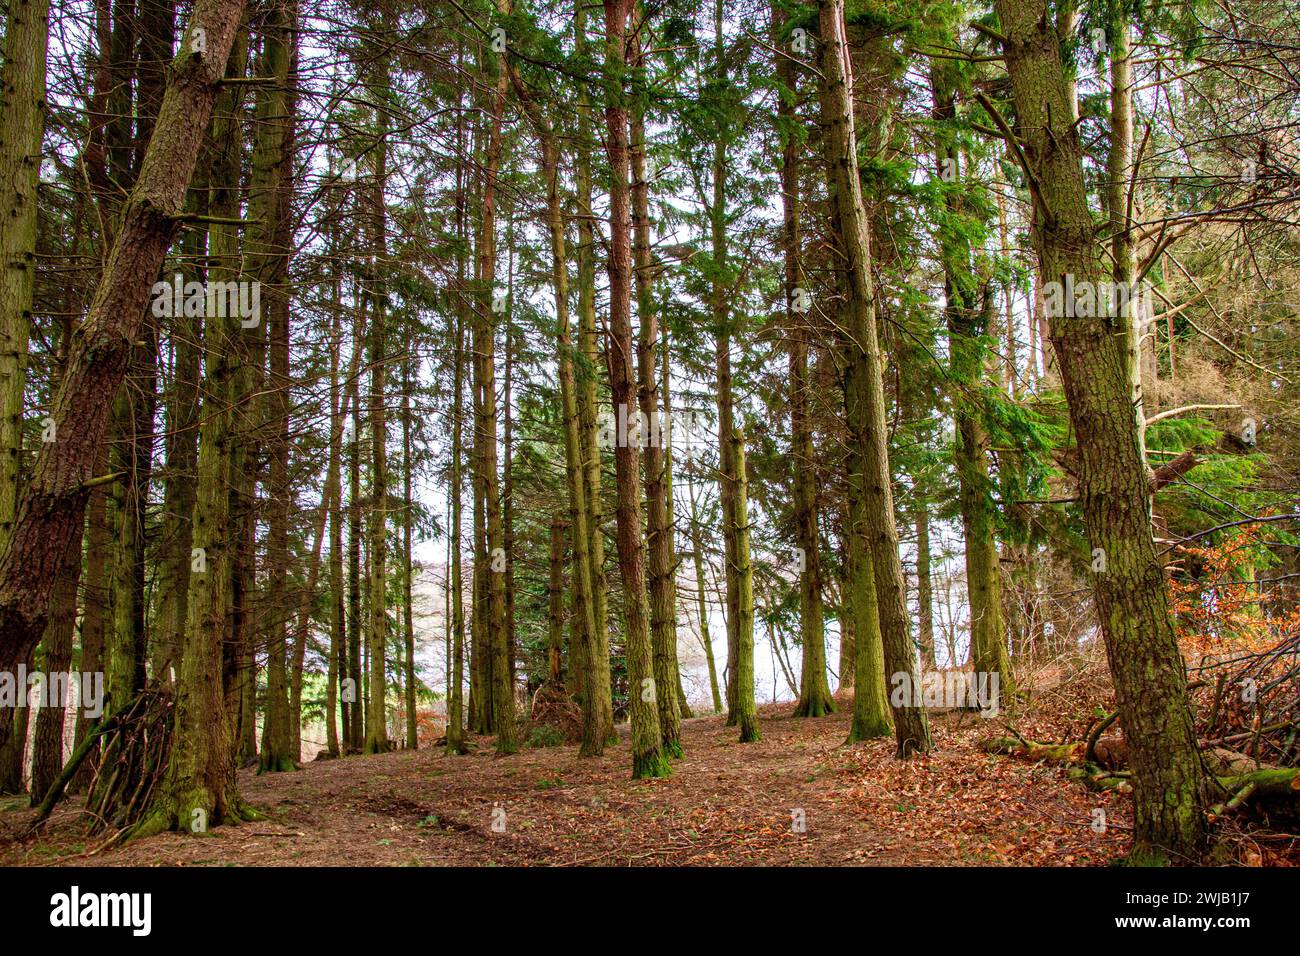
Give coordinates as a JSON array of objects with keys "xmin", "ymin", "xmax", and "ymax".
[
  {"xmin": 122, "ymin": 0, "xmax": 256, "ymax": 836},
  {"xmin": 472, "ymin": 0, "xmax": 517, "ymax": 753},
  {"xmin": 347, "ymin": 361, "xmax": 364, "ymax": 750},
  {"xmin": 546, "ymin": 515, "xmax": 566, "ymax": 687},
  {"xmin": 776, "ymin": 1, "xmax": 833, "ymax": 719},
  {"xmin": 324, "ymin": 207, "xmax": 345, "ymax": 758},
  {"xmin": 602, "ymin": 0, "xmax": 668, "ymax": 778},
  {"xmin": 512, "ymin": 66, "xmax": 603, "ymax": 753},
  {"xmin": 992, "ymin": 0, "xmax": 1206, "ymax": 860},
  {"xmin": 629, "ymin": 34, "xmax": 683, "ymax": 756},
  {"xmin": 574, "ymin": 0, "xmax": 615, "ymax": 748},
  {"xmin": 818, "ymin": 0, "xmax": 931, "ymax": 756},
  {"xmin": 251, "ymin": 0, "xmax": 296, "ymax": 773},
  {"xmin": 708, "ymin": 0, "xmax": 756, "ymax": 739},
  {"xmin": 363, "ymin": 45, "xmax": 391, "ymax": 756},
  {"xmin": 0, "ymin": 0, "xmax": 51, "ymax": 782},
  {"xmin": 401, "ymin": 352, "xmax": 418, "ymax": 750},
  {"xmin": 729, "ymin": 427, "xmax": 760, "ymax": 742},
  {"xmin": 446, "ymin": 85, "xmax": 470, "ymax": 755},
  {"xmin": 930, "ymin": 59, "xmax": 1012, "ymax": 696}
]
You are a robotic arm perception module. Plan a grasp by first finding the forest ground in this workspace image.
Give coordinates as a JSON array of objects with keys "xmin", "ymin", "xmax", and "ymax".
[
  {"xmin": 1, "ymin": 661, "xmax": 1292, "ymax": 867},
  {"xmin": 0, "ymin": 697, "xmax": 1129, "ymax": 865}
]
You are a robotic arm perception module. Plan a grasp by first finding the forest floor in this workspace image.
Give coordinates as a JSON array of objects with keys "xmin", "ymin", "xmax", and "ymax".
[
  {"xmin": 1, "ymin": 665, "xmax": 1293, "ymax": 866},
  {"xmin": 0, "ymin": 702, "xmax": 1135, "ymax": 866}
]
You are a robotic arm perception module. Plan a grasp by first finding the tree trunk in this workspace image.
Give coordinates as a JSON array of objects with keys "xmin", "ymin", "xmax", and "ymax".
[
  {"xmin": 123, "ymin": 0, "xmax": 255, "ymax": 837},
  {"xmin": 154, "ymin": 209, "xmax": 203, "ymax": 687},
  {"xmin": 546, "ymin": 516, "xmax": 566, "ymax": 687},
  {"xmin": 0, "ymin": 0, "xmax": 51, "ymax": 550},
  {"xmin": 402, "ymin": 353, "xmax": 418, "ymax": 750},
  {"xmin": 0, "ymin": 0, "xmax": 247, "ymax": 689},
  {"xmin": 1107, "ymin": 18, "xmax": 1144, "ymax": 460},
  {"xmin": 629, "ymin": 46, "xmax": 683, "ymax": 756},
  {"xmin": 992, "ymin": 0, "xmax": 1206, "ymax": 860},
  {"xmin": 602, "ymin": 0, "xmax": 668, "ymax": 778},
  {"xmin": 253, "ymin": 0, "xmax": 296, "ymax": 772},
  {"xmin": 512, "ymin": 67, "xmax": 604, "ymax": 754},
  {"xmin": 930, "ymin": 60, "xmax": 1012, "ymax": 696},
  {"xmin": 0, "ymin": 0, "xmax": 52, "ymax": 785},
  {"xmin": 575, "ymin": 0, "xmax": 614, "ymax": 745},
  {"xmin": 347, "ymin": 349, "xmax": 364, "ymax": 750},
  {"xmin": 30, "ymin": 531, "xmax": 80, "ymax": 803},
  {"xmin": 819, "ymin": 0, "xmax": 930, "ymax": 757},
  {"xmin": 324, "ymin": 215, "xmax": 345, "ymax": 758},
  {"xmin": 473, "ymin": 0, "xmax": 517, "ymax": 753},
  {"xmin": 446, "ymin": 82, "xmax": 470, "ymax": 754},
  {"xmin": 915, "ymin": 505, "xmax": 937, "ymax": 669},
  {"xmin": 709, "ymin": 0, "xmax": 757, "ymax": 742},
  {"xmin": 364, "ymin": 78, "xmax": 391, "ymax": 754},
  {"xmin": 777, "ymin": 1, "xmax": 833, "ymax": 719}
]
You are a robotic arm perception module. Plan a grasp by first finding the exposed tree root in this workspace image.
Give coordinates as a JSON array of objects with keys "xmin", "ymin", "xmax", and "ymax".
[
  {"xmin": 121, "ymin": 787, "xmax": 263, "ymax": 848},
  {"xmin": 793, "ymin": 695, "xmax": 836, "ymax": 719}
]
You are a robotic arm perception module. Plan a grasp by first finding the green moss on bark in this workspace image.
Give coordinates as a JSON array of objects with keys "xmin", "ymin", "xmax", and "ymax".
[{"xmin": 632, "ymin": 751, "xmax": 672, "ymax": 779}]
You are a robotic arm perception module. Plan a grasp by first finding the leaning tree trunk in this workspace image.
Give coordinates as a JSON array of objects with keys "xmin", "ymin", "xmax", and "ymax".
[
  {"xmin": 0, "ymin": 0, "xmax": 247, "ymax": 686},
  {"xmin": 991, "ymin": 0, "xmax": 1206, "ymax": 861},
  {"xmin": 819, "ymin": 0, "xmax": 930, "ymax": 757}
]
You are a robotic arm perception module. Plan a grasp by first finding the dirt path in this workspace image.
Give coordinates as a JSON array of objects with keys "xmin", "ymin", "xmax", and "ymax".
[{"xmin": 0, "ymin": 703, "xmax": 1134, "ymax": 866}]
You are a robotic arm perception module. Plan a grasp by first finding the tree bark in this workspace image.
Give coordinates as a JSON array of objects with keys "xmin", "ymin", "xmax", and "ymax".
[
  {"xmin": 0, "ymin": 0, "xmax": 247, "ymax": 689},
  {"xmin": 629, "ymin": 37, "xmax": 684, "ymax": 756},
  {"xmin": 776, "ymin": 1, "xmax": 833, "ymax": 719},
  {"xmin": 602, "ymin": 0, "xmax": 668, "ymax": 777},
  {"xmin": 574, "ymin": 0, "xmax": 615, "ymax": 748},
  {"xmin": 818, "ymin": 0, "xmax": 930, "ymax": 756},
  {"xmin": 992, "ymin": 0, "xmax": 1206, "ymax": 860}
]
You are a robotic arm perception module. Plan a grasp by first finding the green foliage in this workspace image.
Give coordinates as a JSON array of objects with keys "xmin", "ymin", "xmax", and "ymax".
[{"xmin": 527, "ymin": 725, "xmax": 566, "ymax": 749}]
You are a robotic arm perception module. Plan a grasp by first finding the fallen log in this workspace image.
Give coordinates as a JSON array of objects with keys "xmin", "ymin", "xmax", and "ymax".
[
  {"xmin": 981, "ymin": 734, "xmax": 1300, "ymax": 815},
  {"xmin": 981, "ymin": 736, "xmax": 1084, "ymax": 764}
]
